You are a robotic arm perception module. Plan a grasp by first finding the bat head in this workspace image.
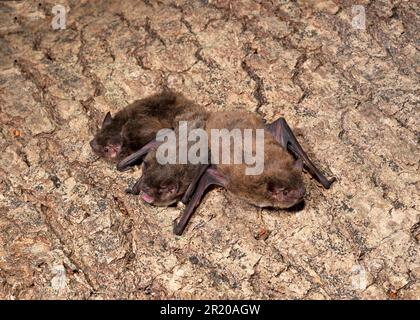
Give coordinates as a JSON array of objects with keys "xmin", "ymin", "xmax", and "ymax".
[
  {"xmin": 263, "ymin": 158, "xmax": 305, "ymax": 208},
  {"xmin": 135, "ymin": 151, "xmax": 193, "ymax": 206},
  {"xmin": 227, "ymin": 153, "xmax": 305, "ymax": 209},
  {"xmin": 90, "ymin": 112, "xmax": 124, "ymax": 161}
]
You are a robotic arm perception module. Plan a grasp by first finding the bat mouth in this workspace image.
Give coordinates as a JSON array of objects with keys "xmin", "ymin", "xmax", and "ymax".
[{"xmin": 140, "ymin": 191, "xmax": 154, "ymax": 204}]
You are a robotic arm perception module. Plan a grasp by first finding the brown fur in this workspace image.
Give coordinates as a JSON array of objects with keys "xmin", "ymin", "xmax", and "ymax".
[
  {"xmin": 206, "ymin": 111, "xmax": 305, "ymax": 208},
  {"xmin": 132, "ymin": 111, "xmax": 208, "ymax": 206},
  {"xmin": 90, "ymin": 91, "xmax": 205, "ymax": 162},
  {"xmin": 138, "ymin": 110, "xmax": 304, "ymax": 208},
  {"xmin": 136, "ymin": 151, "xmax": 205, "ymax": 206}
]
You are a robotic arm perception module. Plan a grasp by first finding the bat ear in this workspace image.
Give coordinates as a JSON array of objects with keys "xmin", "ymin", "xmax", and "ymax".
[
  {"xmin": 102, "ymin": 112, "xmax": 113, "ymax": 127},
  {"xmin": 293, "ymin": 158, "xmax": 303, "ymax": 171}
]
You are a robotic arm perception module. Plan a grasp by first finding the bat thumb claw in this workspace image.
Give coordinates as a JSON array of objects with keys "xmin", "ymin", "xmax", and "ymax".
[{"xmin": 324, "ymin": 177, "xmax": 337, "ymax": 189}]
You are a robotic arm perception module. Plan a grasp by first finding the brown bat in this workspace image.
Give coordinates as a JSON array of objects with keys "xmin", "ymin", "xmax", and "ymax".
[
  {"xmin": 173, "ymin": 111, "xmax": 336, "ymax": 235},
  {"xmin": 89, "ymin": 91, "xmax": 204, "ymax": 163}
]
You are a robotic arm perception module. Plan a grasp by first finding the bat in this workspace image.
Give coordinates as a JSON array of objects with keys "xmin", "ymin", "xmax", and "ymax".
[
  {"xmin": 173, "ymin": 111, "xmax": 336, "ymax": 235},
  {"xmin": 89, "ymin": 91, "xmax": 204, "ymax": 164}
]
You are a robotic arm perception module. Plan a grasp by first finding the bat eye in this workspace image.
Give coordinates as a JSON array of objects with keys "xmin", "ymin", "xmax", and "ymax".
[
  {"xmin": 104, "ymin": 147, "xmax": 109, "ymax": 153},
  {"xmin": 283, "ymin": 190, "xmax": 289, "ymax": 196}
]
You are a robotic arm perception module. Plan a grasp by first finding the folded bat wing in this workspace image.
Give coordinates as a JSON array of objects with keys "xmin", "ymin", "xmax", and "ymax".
[
  {"xmin": 267, "ymin": 117, "xmax": 336, "ymax": 189},
  {"xmin": 117, "ymin": 139, "xmax": 161, "ymax": 171}
]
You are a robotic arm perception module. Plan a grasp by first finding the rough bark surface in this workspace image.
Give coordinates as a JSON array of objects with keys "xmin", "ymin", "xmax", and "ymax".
[{"xmin": 0, "ymin": 0, "xmax": 418, "ymax": 299}]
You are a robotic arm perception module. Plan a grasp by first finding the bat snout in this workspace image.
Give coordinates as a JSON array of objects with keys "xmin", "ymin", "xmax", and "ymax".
[{"xmin": 140, "ymin": 191, "xmax": 155, "ymax": 204}]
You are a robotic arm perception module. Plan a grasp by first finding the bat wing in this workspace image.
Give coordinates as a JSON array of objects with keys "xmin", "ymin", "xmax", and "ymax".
[
  {"xmin": 117, "ymin": 139, "xmax": 161, "ymax": 171},
  {"xmin": 267, "ymin": 117, "xmax": 336, "ymax": 189},
  {"xmin": 174, "ymin": 166, "xmax": 227, "ymax": 235}
]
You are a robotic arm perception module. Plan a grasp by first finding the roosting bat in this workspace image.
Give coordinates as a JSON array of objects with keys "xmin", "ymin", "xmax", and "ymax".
[
  {"xmin": 173, "ymin": 111, "xmax": 336, "ymax": 235},
  {"xmin": 89, "ymin": 91, "xmax": 204, "ymax": 163}
]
